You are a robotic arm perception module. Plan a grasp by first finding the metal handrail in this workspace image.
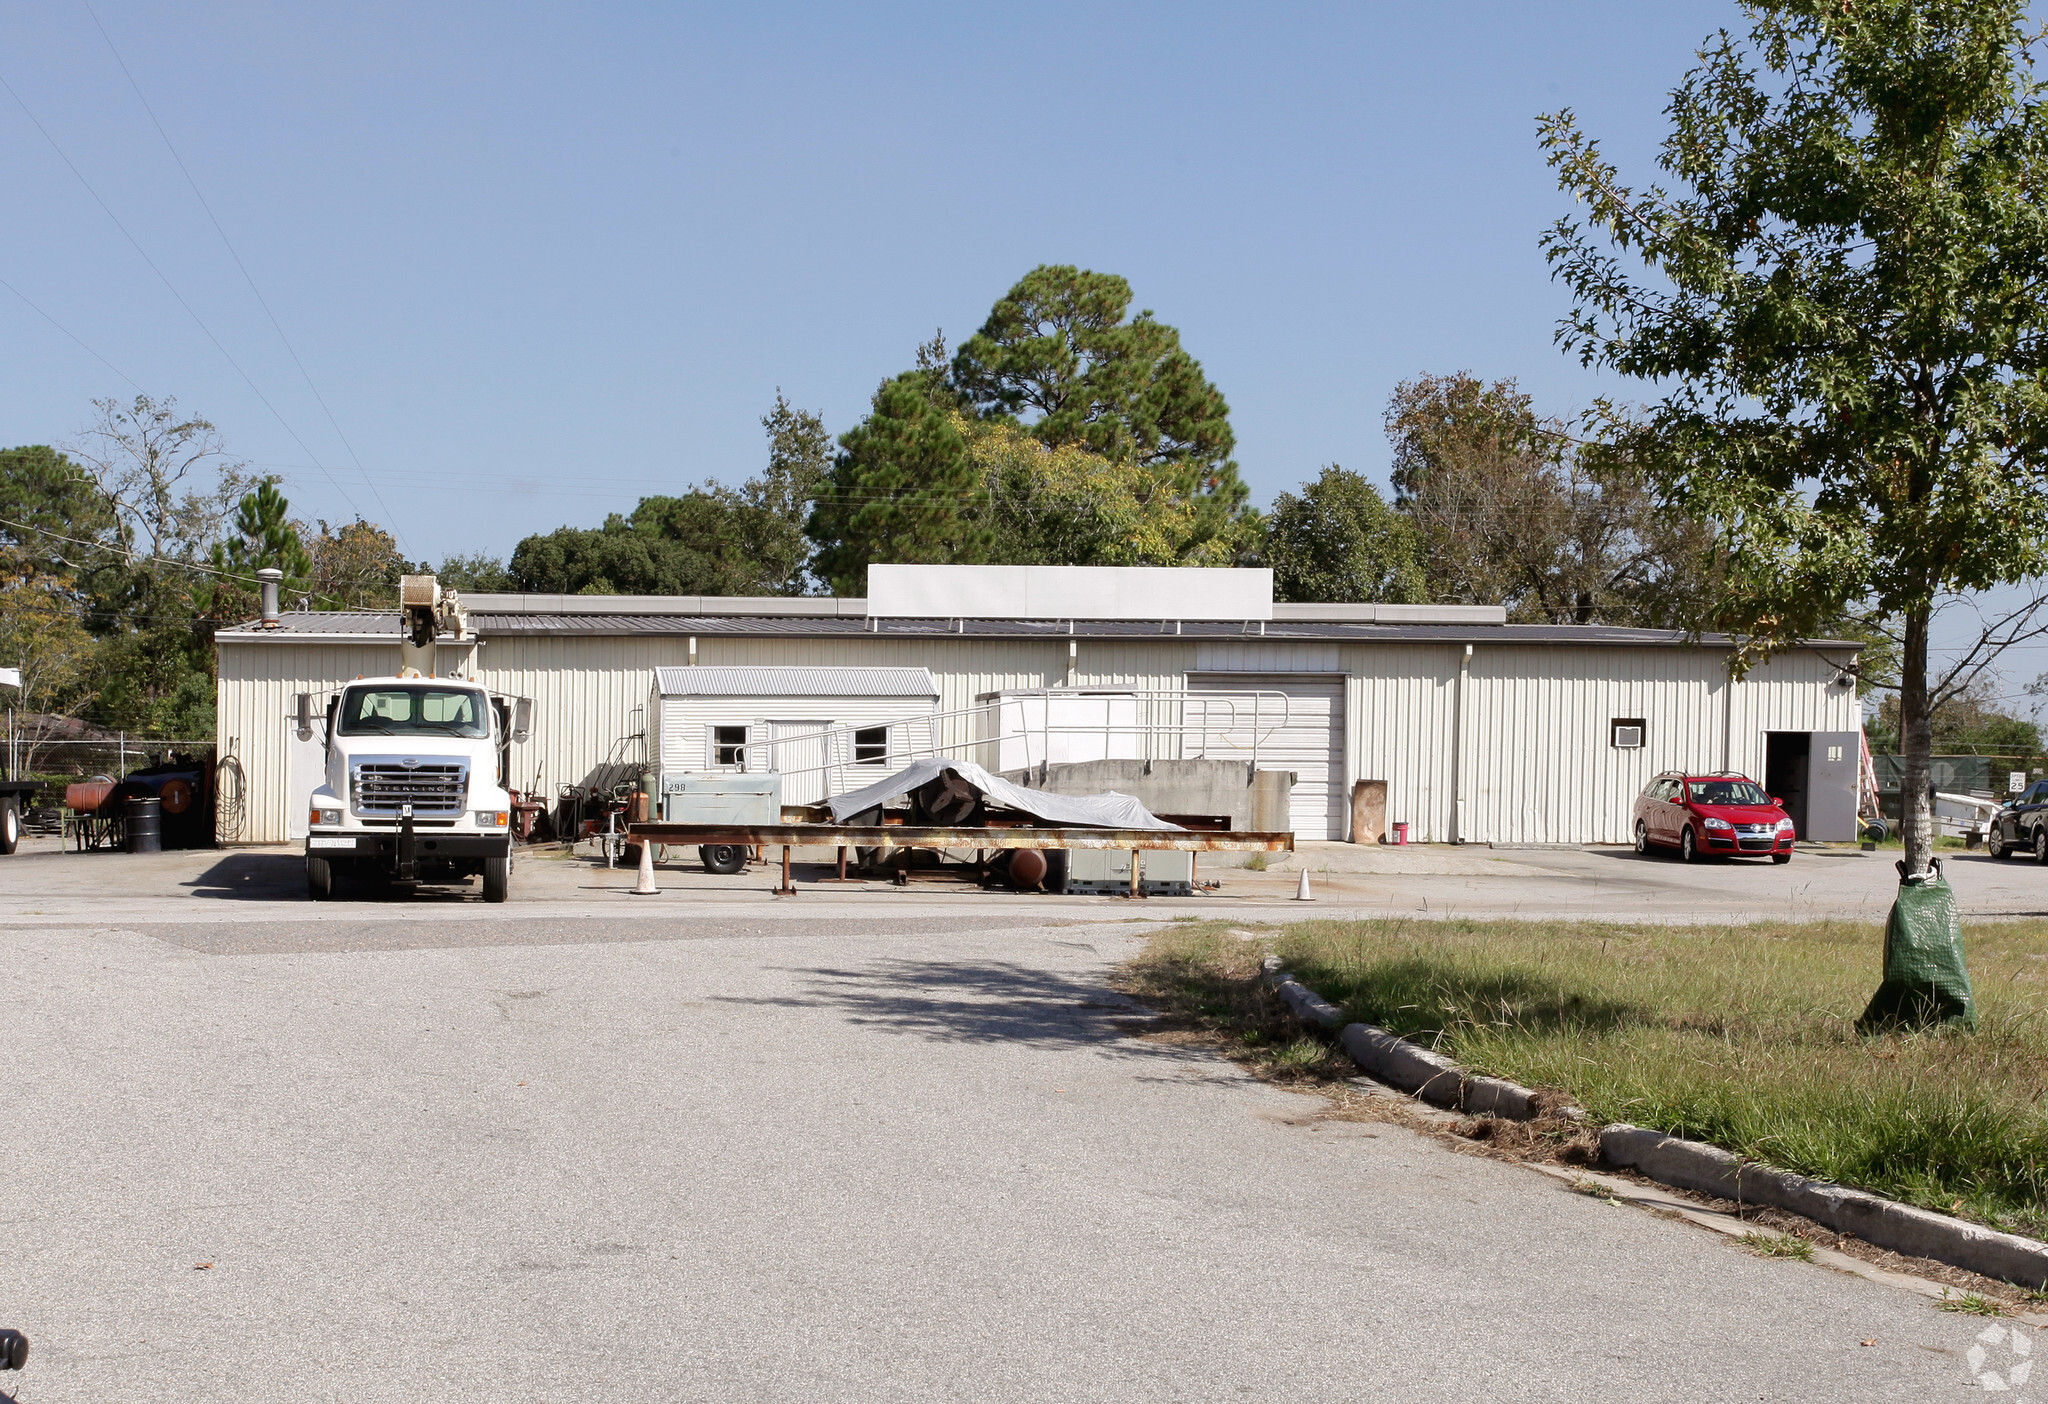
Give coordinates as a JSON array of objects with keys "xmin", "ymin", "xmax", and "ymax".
[{"xmin": 724, "ymin": 689, "xmax": 1297, "ymax": 800}]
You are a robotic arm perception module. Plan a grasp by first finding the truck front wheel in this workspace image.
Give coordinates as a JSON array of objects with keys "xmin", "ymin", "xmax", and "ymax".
[
  {"xmin": 0, "ymin": 799, "xmax": 20, "ymax": 855},
  {"xmin": 482, "ymin": 851, "xmax": 510, "ymax": 903},
  {"xmin": 308, "ymin": 855, "xmax": 334, "ymax": 901}
]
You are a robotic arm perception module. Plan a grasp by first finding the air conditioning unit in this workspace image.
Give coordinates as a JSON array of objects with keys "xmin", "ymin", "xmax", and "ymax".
[{"xmin": 1610, "ymin": 718, "xmax": 1645, "ymax": 749}]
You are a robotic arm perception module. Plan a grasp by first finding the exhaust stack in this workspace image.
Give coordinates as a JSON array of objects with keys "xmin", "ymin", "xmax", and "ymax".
[{"xmin": 256, "ymin": 568, "xmax": 283, "ymax": 628}]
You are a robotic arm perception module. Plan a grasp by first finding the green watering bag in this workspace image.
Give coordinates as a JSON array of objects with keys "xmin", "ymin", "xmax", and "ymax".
[{"xmin": 1858, "ymin": 859, "xmax": 1976, "ymax": 1032}]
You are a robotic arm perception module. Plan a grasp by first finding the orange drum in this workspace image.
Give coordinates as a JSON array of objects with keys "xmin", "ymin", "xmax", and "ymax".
[
  {"xmin": 160, "ymin": 779, "xmax": 195, "ymax": 814},
  {"xmin": 65, "ymin": 780, "xmax": 115, "ymax": 814}
]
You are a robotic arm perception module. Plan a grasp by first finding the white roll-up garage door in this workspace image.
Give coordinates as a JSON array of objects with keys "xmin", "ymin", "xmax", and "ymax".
[{"xmin": 1186, "ymin": 678, "xmax": 1345, "ymax": 839}]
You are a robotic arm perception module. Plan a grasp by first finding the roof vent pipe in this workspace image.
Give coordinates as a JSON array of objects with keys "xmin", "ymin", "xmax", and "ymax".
[{"xmin": 256, "ymin": 568, "xmax": 284, "ymax": 628}]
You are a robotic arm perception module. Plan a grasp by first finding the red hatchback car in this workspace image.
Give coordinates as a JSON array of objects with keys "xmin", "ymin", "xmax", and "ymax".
[{"xmin": 1632, "ymin": 772, "xmax": 1796, "ymax": 864}]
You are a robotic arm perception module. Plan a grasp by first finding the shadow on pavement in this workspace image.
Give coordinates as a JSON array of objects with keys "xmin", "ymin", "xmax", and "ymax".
[
  {"xmin": 725, "ymin": 957, "xmax": 1184, "ymax": 1054},
  {"xmin": 183, "ymin": 852, "xmax": 305, "ymax": 899}
]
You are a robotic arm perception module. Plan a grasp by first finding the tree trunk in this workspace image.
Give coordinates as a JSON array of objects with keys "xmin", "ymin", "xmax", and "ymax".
[{"xmin": 1899, "ymin": 602, "xmax": 1935, "ymax": 876}]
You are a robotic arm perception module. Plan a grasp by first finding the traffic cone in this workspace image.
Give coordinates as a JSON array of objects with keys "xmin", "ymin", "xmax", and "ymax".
[
  {"xmin": 631, "ymin": 839, "xmax": 660, "ymax": 896},
  {"xmin": 1294, "ymin": 868, "xmax": 1313, "ymax": 901}
]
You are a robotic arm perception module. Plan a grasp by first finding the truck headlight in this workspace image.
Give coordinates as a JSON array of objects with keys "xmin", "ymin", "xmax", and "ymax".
[
  {"xmin": 475, "ymin": 810, "xmax": 509, "ymax": 828},
  {"xmin": 310, "ymin": 808, "xmax": 342, "ymax": 827}
]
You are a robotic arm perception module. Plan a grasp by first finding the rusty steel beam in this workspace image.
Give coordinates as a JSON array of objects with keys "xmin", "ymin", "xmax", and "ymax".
[{"xmin": 624, "ymin": 823, "xmax": 1295, "ymax": 853}]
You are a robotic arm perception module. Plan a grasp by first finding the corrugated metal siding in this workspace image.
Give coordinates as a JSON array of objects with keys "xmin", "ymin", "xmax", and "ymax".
[
  {"xmin": 1346, "ymin": 644, "xmax": 1462, "ymax": 843},
  {"xmin": 1459, "ymin": 646, "xmax": 1726, "ymax": 845},
  {"xmin": 215, "ymin": 639, "xmax": 429, "ymax": 845},
  {"xmin": 1194, "ymin": 642, "xmax": 1342, "ymax": 672},
  {"xmin": 219, "ymin": 630, "xmax": 1860, "ymax": 847},
  {"xmin": 650, "ymin": 666, "xmax": 939, "ymax": 698},
  {"xmin": 1728, "ymin": 650, "xmax": 1864, "ymax": 779}
]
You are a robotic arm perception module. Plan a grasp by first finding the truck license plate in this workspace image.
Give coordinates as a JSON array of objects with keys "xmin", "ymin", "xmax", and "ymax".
[{"xmin": 309, "ymin": 836, "xmax": 355, "ymax": 849}]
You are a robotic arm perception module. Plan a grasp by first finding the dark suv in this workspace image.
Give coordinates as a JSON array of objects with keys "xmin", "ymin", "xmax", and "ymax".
[
  {"xmin": 1988, "ymin": 778, "xmax": 2048, "ymax": 860},
  {"xmin": 1632, "ymin": 772, "xmax": 1795, "ymax": 864}
]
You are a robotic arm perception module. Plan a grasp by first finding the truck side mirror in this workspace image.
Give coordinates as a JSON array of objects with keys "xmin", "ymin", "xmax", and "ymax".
[
  {"xmin": 294, "ymin": 692, "xmax": 313, "ymax": 742},
  {"xmin": 511, "ymin": 697, "xmax": 532, "ymax": 745}
]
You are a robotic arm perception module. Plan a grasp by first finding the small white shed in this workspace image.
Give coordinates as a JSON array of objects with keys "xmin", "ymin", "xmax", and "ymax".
[{"xmin": 648, "ymin": 666, "xmax": 942, "ymax": 804}]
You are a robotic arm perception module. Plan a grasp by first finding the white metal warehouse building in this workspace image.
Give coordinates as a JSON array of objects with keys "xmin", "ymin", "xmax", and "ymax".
[{"xmin": 213, "ymin": 565, "xmax": 1864, "ymax": 848}]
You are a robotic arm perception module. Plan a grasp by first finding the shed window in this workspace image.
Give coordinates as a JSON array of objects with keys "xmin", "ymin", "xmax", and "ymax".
[
  {"xmin": 712, "ymin": 725, "xmax": 748, "ymax": 768},
  {"xmin": 1610, "ymin": 718, "xmax": 1646, "ymax": 750},
  {"xmin": 853, "ymin": 726, "xmax": 889, "ymax": 766}
]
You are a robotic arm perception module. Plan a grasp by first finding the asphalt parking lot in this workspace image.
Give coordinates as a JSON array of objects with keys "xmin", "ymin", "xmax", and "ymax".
[
  {"xmin": 5, "ymin": 830, "xmax": 2048, "ymax": 927},
  {"xmin": 0, "ymin": 839, "xmax": 2029, "ymax": 1400}
]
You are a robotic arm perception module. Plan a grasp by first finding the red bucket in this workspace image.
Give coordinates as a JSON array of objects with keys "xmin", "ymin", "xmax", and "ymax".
[{"xmin": 1392, "ymin": 822, "xmax": 1410, "ymax": 845}]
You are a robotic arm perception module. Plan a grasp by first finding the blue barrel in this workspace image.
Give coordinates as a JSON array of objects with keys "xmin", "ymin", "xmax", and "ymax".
[{"xmin": 124, "ymin": 795, "xmax": 163, "ymax": 854}]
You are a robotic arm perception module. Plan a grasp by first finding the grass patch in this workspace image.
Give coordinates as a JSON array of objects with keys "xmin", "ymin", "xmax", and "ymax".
[
  {"xmin": 1739, "ymin": 1231, "xmax": 1816, "ymax": 1261},
  {"xmin": 1938, "ymin": 1289, "xmax": 2008, "ymax": 1316},
  {"xmin": 1116, "ymin": 923, "xmax": 1353, "ymax": 1084},
  {"xmin": 1253, "ymin": 917, "xmax": 2048, "ymax": 1240}
]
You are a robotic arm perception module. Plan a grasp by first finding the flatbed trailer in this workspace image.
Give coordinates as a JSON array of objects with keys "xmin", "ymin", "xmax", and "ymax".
[
  {"xmin": 0, "ymin": 780, "xmax": 37, "ymax": 855},
  {"xmin": 625, "ymin": 822, "xmax": 1295, "ymax": 895}
]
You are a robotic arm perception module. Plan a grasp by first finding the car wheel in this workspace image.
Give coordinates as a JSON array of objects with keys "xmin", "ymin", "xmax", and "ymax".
[
  {"xmin": 1771, "ymin": 851, "xmax": 1792, "ymax": 865},
  {"xmin": 307, "ymin": 855, "xmax": 333, "ymax": 901},
  {"xmin": 1681, "ymin": 827, "xmax": 1700, "ymax": 863},
  {"xmin": 1634, "ymin": 819, "xmax": 1651, "ymax": 856},
  {"xmin": 700, "ymin": 843, "xmax": 746, "ymax": 875},
  {"xmin": 482, "ymin": 851, "xmax": 510, "ymax": 903},
  {"xmin": 2035, "ymin": 827, "xmax": 2048, "ymax": 864},
  {"xmin": 1988, "ymin": 826, "xmax": 2007, "ymax": 859}
]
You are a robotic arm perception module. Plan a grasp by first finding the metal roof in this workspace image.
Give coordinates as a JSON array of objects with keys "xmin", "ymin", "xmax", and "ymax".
[
  {"xmin": 652, "ymin": 665, "xmax": 939, "ymax": 698},
  {"xmin": 214, "ymin": 611, "xmax": 471, "ymax": 642},
  {"xmin": 459, "ymin": 592, "xmax": 868, "ymax": 617},
  {"xmin": 215, "ymin": 609, "xmax": 1861, "ymax": 653}
]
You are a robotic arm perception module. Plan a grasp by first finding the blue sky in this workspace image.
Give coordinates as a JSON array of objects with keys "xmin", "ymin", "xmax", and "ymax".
[
  {"xmin": 1, "ymin": 0, "xmax": 1736, "ymax": 567},
  {"xmin": 9, "ymin": 1, "xmax": 2044, "ymax": 711}
]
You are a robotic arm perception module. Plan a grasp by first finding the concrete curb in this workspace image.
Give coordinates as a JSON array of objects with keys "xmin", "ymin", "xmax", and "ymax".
[
  {"xmin": 1259, "ymin": 957, "xmax": 2048, "ymax": 1289},
  {"xmin": 1600, "ymin": 1123, "xmax": 2048, "ymax": 1290},
  {"xmin": 1261, "ymin": 957, "xmax": 1539, "ymax": 1119}
]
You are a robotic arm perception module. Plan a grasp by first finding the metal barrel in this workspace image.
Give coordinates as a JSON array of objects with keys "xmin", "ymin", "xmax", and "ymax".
[
  {"xmin": 65, "ymin": 779, "xmax": 115, "ymax": 813},
  {"xmin": 124, "ymin": 795, "xmax": 163, "ymax": 854}
]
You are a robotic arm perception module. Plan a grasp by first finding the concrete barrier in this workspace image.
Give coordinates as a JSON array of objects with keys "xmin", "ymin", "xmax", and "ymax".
[{"xmin": 1600, "ymin": 1124, "xmax": 2048, "ymax": 1289}]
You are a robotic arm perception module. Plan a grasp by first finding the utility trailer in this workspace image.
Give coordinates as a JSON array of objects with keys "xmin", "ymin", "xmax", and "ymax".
[{"xmin": 624, "ymin": 820, "xmax": 1294, "ymax": 896}]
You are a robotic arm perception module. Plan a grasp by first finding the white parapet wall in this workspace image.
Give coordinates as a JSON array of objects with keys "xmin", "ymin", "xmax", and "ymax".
[{"xmin": 867, "ymin": 565, "xmax": 1275, "ymax": 621}]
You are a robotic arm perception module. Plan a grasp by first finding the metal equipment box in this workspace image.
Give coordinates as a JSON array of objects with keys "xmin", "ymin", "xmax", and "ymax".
[
  {"xmin": 659, "ymin": 772, "xmax": 781, "ymax": 825},
  {"xmin": 1063, "ymin": 847, "xmax": 1195, "ymax": 896}
]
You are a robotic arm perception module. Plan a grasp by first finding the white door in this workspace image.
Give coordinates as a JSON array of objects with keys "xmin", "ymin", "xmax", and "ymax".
[
  {"xmin": 1187, "ymin": 679, "xmax": 1344, "ymax": 839},
  {"xmin": 766, "ymin": 721, "xmax": 834, "ymax": 806},
  {"xmin": 285, "ymin": 716, "xmax": 328, "ymax": 841}
]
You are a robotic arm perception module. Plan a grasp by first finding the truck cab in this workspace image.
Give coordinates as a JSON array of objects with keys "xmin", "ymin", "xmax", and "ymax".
[{"xmin": 303, "ymin": 676, "xmax": 528, "ymax": 901}]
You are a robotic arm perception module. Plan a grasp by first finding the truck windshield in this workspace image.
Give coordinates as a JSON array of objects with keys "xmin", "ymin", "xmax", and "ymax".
[{"xmin": 335, "ymin": 685, "xmax": 490, "ymax": 738}]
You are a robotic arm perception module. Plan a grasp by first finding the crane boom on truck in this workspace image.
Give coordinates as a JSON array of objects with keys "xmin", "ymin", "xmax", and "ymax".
[{"xmin": 297, "ymin": 575, "xmax": 532, "ymax": 902}]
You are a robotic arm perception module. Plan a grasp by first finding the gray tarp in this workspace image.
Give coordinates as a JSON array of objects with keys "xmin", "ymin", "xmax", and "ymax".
[{"xmin": 825, "ymin": 758, "xmax": 1182, "ymax": 831}]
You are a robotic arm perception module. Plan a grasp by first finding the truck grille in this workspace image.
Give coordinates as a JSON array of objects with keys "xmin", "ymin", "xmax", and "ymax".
[{"xmin": 353, "ymin": 762, "xmax": 467, "ymax": 816}]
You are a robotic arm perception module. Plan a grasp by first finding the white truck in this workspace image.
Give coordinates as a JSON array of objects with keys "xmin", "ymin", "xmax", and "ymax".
[{"xmin": 295, "ymin": 575, "xmax": 531, "ymax": 902}]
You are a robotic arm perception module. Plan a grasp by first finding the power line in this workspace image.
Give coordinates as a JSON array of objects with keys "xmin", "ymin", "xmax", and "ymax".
[
  {"xmin": 0, "ymin": 272, "xmax": 144, "ymax": 392},
  {"xmin": 76, "ymin": 0, "xmax": 410, "ymax": 556},
  {"xmin": 0, "ymin": 513, "xmax": 346, "ymax": 606},
  {"xmin": 0, "ymin": 65, "xmax": 368, "ymax": 523}
]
